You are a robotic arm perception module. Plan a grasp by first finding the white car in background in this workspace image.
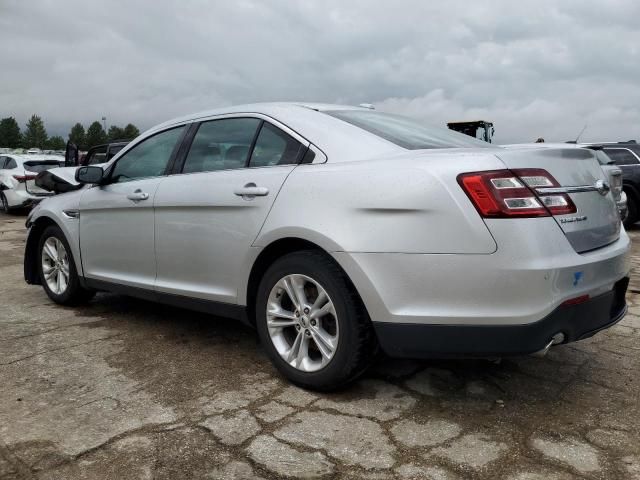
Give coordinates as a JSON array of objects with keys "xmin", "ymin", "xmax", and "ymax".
[{"xmin": 0, "ymin": 154, "xmax": 64, "ymax": 212}]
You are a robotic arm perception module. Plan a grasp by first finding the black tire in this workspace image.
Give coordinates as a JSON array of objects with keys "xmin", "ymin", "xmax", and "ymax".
[
  {"xmin": 623, "ymin": 191, "xmax": 638, "ymax": 228},
  {"xmin": 37, "ymin": 225, "xmax": 95, "ymax": 305},
  {"xmin": 255, "ymin": 250, "xmax": 376, "ymax": 391},
  {"xmin": 0, "ymin": 192, "xmax": 10, "ymax": 213}
]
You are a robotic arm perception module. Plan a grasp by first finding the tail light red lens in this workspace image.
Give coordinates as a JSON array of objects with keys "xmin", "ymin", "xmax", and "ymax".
[
  {"xmin": 458, "ymin": 169, "xmax": 576, "ymax": 218},
  {"xmin": 12, "ymin": 174, "xmax": 36, "ymax": 183}
]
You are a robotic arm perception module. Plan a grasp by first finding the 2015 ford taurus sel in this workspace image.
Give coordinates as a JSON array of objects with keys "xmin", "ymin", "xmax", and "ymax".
[{"xmin": 23, "ymin": 103, "xmax": 630, "ymax": 390}]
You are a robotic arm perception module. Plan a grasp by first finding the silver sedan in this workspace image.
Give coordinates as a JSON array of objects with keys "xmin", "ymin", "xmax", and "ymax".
[{"xmin": 24, "ymin": 103, "xmax": 630, "ymax": 390}]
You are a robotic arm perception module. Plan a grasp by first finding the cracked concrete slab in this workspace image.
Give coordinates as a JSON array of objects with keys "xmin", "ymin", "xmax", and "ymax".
[
  {"xmin": 530, "ymin": 435, "xmax": 601, "ymax": 474},
  {"xmin": 0, "ymin": 332, "xmax": 177, "ymax": 457},
  {"xmin": 391, "ymin": 418, "xmax": 462, "ymax": 447},
  {"xmin": 200, "ymin": 410, "xmax": 261, "ymax": 445},
  {"xmin": 431, "ymin": 433, "xmax": 509, "ymax": 469},
  {"xmin": 274, "ymin": 411, "xmax": 396, "ymax": 469},
  {"xmin": 255, "ymin": 401, "xmax": 295, "ymax": 423},
  {"xmin": 247, "ymin": 435, "xmax": 334, "ymax": 478},
  {"xmin": 2, "ymin": 212, "xmax": 640, "ymax": 479},
  {"xmin": 395, "ymin": 463, "xmax": 460, "ymax": 479},
  {"xmin": 274, "ymin": 385, "xmax": 319, "ymax": 407}
]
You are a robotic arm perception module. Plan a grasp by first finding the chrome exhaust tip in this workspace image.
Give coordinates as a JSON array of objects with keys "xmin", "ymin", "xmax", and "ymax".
[{"xmin": 531, "ymin": 333, "xmax": 565, "ymax": 358}]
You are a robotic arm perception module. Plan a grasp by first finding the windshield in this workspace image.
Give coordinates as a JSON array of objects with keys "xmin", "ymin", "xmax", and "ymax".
[
  {"xmin": 325, "ymin": 110, "xmax": 494, "ymax": 150},
  {"xmin": 23, "ymin": 160, "xmax": 65, "ymax": 172}
]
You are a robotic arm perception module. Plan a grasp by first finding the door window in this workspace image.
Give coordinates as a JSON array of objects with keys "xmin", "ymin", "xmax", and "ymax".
[
  {"xmin": 182, "ymin": 118, "xmax": 261, "ymax": 174},
  {"xmin": 106, "ymin": 144, "xmax": 126, "ymax": 161},
  {"xmin": 5, "ymin": 158, "xmax": 17, "ymax": 169},
  {"xmin": 604, "ymin": 148, "xmax": 639, "ymax": 166},
  {"xmin": 110, "ymin": 126, "xmax": 184, "ymax": 183},
  {"xmin": 85, "ymin": 145, "xmax": 108, "ymax": 165},
  {"xmin": 249, "ymin": 122, "xmax": 305, "ymax": 167}
]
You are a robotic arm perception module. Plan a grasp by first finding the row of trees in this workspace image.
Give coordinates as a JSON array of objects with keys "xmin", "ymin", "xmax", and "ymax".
[
  {"xmin": 0, "ymin": 115, "xmax": 140, "ymax": 151},
  {"xmin": 68, "ymin": 122, "xmax": 140, "ymax": 151}
]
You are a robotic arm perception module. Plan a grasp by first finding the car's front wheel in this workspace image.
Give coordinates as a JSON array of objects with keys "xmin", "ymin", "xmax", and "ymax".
[
  {"xmin": 38, "ymin": 225, "xmax": 95, "ymax": 305},
  {"xmin": 256, "ymin": 250, "xmax": 375, "ymax": 391}
]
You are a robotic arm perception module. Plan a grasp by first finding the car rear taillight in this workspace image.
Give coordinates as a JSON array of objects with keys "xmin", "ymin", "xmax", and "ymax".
[
  {"xmin": 610, "ymin": 171, "xmax": 623, "ymax": 198},
  {"xmin": 458, "ymin": 169, "xmax": 576, "ymax": 218},
  {"xmin": 13, "ymin": 174, "xmax": 36, "ymax": 183}
]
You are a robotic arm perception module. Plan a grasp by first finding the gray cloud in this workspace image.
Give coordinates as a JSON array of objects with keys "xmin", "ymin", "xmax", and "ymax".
[{"xmin": 0, "ymin": 0, "xmax": 638, "ymax": 143}]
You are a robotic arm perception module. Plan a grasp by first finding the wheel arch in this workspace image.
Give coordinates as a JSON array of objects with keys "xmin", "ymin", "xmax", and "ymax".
[
  {"xmin": 24, "ymin": 216, "xmax": 61, "ymax": 285},
  {"xmin": 244, "ymin": 237, "xmax": 367, "ymax": 327}
]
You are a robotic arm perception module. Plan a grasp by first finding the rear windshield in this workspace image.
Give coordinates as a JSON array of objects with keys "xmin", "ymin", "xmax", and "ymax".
[
  {"xmin": 23, "ymin": 160, "xmax": 65, "ymax": 173},
  {"xmin": 324, "ymin": 110, "xmax": 494, "ymax": 150}
]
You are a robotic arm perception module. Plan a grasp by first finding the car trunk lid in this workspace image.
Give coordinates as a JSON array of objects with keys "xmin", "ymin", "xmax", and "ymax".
[{"xmin": 495, "ymin": 147, "xmax": 620, "ymax": 253}]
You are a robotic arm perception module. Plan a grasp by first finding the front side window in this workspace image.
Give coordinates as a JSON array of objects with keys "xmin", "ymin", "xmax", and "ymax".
[
  {"xmin": 182, "ymin": 118, "xmax": 261, "ymax": 174},
  {"xmin": 5, "ymin": 158, "xmax": 17, "ymax": 169},
  {"xmin": 325, "ymin": 110, "xmax": 493, "ymax": 150},
  {"xmin": 604, "ymin": 148, "xmax": 639, "ymax": 166},
  {"xmin": 110, "ymin": 126, "xmax": 184, "ymax": 183},
  {"xmin": 249, "ymin": 122, "xmax": 305, "ymax": 167}
]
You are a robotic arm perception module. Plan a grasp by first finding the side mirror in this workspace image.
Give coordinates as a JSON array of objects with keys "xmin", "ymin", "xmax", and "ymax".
[{"xmin": 75, "ymin": 166, "xmax": 104, "ymax": 184}]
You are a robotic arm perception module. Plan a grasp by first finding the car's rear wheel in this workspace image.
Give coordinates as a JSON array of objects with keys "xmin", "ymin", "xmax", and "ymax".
[
  {"xmin": 623, "ymin": 191, "xmax": 638, "ymax": 228},
  {"xmin": 256, "ymin": 250, "xmax": 375, "ymax": 391},
  {"xmin": 0, "ymin": 192, "xmax": 10, "ymax": 213},
  {"xmin": 38, "ymin": 225, "xmax": 95, "ymax": 305}
]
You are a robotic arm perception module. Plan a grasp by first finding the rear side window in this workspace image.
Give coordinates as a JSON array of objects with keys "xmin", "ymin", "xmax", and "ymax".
[
  {"xmin": 604, "ymin": 148, "xmax": 639, "ymax": 166},
  {"xmin": 182, "ymin": 118, "xmax": 261, "ymax": 174},
  {"xmin": 325, "ymin": 110, "xmax": 493, "ymax": 150},
  {"xmin": 110, "ymin": 126, "xmax": 184, "ymax": 183},
  {"xmin": 5, "ymin": 158, "xmax": 17, "ymax": 169},
  {"xmin": 249, "ymin": 122, "xmax": 305, "ymax": 167}
]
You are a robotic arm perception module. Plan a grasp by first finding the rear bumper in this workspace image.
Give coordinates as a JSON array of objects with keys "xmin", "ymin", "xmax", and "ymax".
[
  {"xmin": 5, "ymin": 188, "xmax": 51, "ymax": 208},
  {"xmin": 334, "ymin": 218, "xmax": 630, "ymax": 327},
  {"xmin": 374, "ymin": 277, "xmax": 628, "ymax": 358}
]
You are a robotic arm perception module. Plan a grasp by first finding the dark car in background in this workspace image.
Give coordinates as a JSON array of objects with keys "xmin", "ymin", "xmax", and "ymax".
[{"xmin": 584, "ymin": 141, "xmax": 640, "ymax": 227}]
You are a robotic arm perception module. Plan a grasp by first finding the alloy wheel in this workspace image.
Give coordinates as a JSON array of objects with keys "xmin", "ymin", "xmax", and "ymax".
[
  {"xmin": 266, "ymin": 274, "xmax": 339, "ymax": 372},
  {"xmin": 41, "ymin": 237, "xmax": 70, "ymax": 295}
]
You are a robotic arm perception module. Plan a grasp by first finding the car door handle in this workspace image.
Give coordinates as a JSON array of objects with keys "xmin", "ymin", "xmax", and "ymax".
[
  {"xmin": 234, "ymin": 183, "xmax": 269, "ymax": 199},
  {"xmin": 126, "ymin": 189, "xmax": 150, "ymax": 202}
]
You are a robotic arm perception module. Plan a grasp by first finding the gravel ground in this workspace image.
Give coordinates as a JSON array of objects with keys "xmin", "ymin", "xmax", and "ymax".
[{"xmin": 1, "ymin": 211, "xmax": 639, "ymax": 480}]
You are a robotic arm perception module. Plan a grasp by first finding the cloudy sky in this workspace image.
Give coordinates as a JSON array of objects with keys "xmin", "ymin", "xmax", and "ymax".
[{"xmin": 1, "ymin": 0, "xmax": 638, "ymax": 143}]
